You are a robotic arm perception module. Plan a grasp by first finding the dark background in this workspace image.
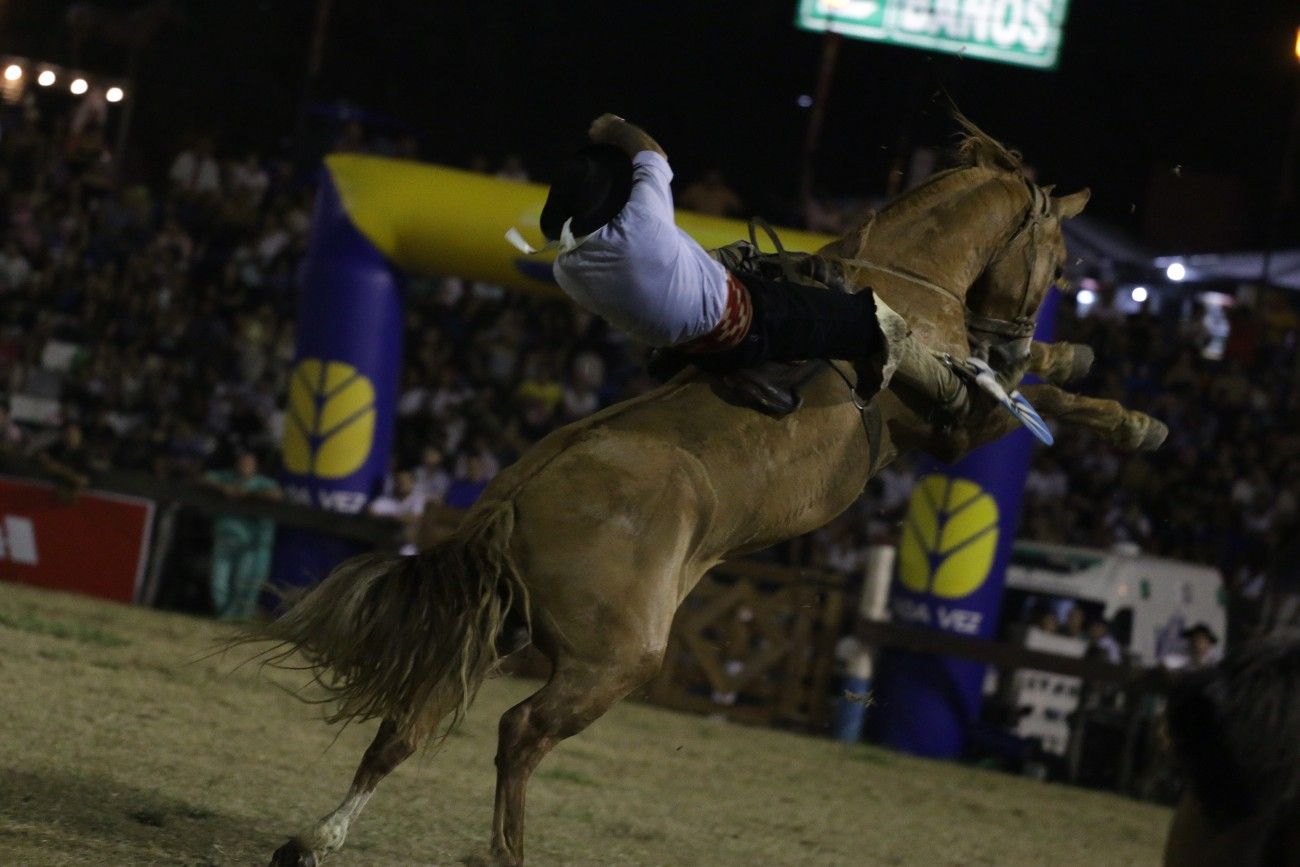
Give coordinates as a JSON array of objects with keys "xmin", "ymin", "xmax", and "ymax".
[{"xmin": 4, "ymin": 0, "xmax": 1299, "ymax": 250}]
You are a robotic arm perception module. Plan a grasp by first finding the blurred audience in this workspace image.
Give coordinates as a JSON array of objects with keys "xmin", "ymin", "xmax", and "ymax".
[
  {"xmin": 2, "ymin": 100, "xmax": 1298, "ymax": 642},
  {"xmin": 679, "ymin": 169, "xmax": 743, "ymax": 217}
]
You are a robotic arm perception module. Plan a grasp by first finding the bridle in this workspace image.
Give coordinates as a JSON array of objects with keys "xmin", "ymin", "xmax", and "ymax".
[
  {"xmin": 965, "ymin": 177, "xmax": 1055, "ymax": 372},
  {"xmin": 843, "ymin": 176, "xmax": 1054, "ymax": 378}
]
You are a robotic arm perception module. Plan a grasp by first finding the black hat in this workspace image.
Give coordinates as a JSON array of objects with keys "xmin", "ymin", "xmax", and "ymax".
[
  {"xmin": 540, "ymin": 144, "xmax": 633, "ymax": 241},
  {"xmin": 1181, "ymin": 623, "xmax": 1219, "ymax": 645}
]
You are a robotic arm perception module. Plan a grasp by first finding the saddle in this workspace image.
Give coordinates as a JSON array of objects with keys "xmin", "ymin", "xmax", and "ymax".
[{"xmin": 649, "ymin": 223, "xmax": 859, "ymax": 419}]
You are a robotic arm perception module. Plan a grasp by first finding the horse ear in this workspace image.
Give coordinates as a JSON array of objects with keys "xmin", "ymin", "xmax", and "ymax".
[{"xmin": 1053, "ymin": 188, "xmax": 1090, "ymax": 220}]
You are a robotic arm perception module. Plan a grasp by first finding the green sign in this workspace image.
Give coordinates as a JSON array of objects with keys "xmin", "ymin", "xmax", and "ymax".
[{"xmin": 796, "ymin": 0, "xmax": 1071, "ymax": 71}]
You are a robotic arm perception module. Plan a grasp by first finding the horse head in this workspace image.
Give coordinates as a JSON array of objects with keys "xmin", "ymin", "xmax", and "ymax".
[
  {"xmin": 952, "ymin": 115, "xmax": 1089, "ymax": 380},
  {"xmin": 830, "ymin": 113, "xmax": 1085, "ymax": 372}
]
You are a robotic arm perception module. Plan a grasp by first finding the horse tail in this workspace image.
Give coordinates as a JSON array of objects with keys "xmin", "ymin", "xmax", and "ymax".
[{"xmin": 248, "ymin": 500, "xmax": 528, "ymax": 737}]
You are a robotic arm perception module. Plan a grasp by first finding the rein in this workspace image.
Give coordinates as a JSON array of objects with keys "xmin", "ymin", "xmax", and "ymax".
[
  {"xmin": 838, "ymin": 175, "xmax": 1048, "ymax": 352},
  {"xmin": 961, "ymin": 179, "xmax": 1053, "ymax": 370},
  {"xmin": 972, "ymin": 177, "xmax": 1052, "ymax": 339}
]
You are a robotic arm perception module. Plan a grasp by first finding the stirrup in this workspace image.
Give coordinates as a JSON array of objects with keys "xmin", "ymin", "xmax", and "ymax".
[{"xmin": 943, "ymin": 355, "xmax": 1053, "ymax": 445}]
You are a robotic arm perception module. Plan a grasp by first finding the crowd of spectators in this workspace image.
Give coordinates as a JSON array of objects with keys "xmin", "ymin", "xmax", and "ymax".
[
  {"xmin": 1, "ymin": 100, "xmax": 1297, "ymax": 637},
  {"xmin": 814, "ymin": 290, "xmax": 1300, "ymax": 638}
]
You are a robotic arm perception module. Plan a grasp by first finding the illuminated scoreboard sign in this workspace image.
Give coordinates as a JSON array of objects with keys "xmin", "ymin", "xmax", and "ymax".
[{"xmin": 796, "ymin": 0, "xmax": 1072, "ymax": 70}]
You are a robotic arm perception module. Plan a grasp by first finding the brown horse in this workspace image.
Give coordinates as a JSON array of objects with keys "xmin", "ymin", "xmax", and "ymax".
[
  {"xmin": 1163, "ymin": 633, "xmax": 1300, "ymax": 866},
  {"xmin": 261, "ymin": 123, "xmax": 1165, "ymax": 866}
]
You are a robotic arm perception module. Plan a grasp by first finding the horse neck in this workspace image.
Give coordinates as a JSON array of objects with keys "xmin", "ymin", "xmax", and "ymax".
[{"xmin": 864, "ymin": 167, "xmax": 1031, "ymax": 300}]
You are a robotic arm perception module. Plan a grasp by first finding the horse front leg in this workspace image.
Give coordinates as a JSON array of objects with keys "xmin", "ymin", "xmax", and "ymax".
[
  {"xmin": 1018, "ymin": 383, "xmax": 1167, "ymax": 451},
  {"xmin": 1027, "ymin": 341, "xmax": 1094, "ymax": 385}
]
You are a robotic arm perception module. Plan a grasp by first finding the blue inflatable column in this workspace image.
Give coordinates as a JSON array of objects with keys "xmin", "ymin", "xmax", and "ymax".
[
  {"xmin": 873, "ymin": 290, "xmax": 1059, "ymax": 758},
  {"xmin": 271, "ymin": 167, "xmax": 403, "ymax": 593}
]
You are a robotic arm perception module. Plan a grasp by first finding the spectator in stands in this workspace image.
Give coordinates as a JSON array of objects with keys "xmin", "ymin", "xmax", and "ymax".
[
  {"xmin": 0, "ymin": 403, "xmax": 23, "ymax": 451},
  {"xmin": 1063, "ymin": 605, "xmax": 1087, "ymax": 639},
  {"xmin": 368, "ymin": 469, "xmax": 426, "ymax": 555},
  {"xmin": 334, "ymin": 122, "xmax": 368, "ymax": 154},
  {"xmin": 202, "ymin": 450, "xmax": 281, "ymax": 620},
  {"xmin": 411, "ymin": 445, "xmax": 451, "ymax": 502},
  {"xmin": 496, "ymin": 154, "xmax": 529, "ymax": 182},
  {"xmin": 1032, "ymin": 603, "xmax": 1060, "ymax": 635},
  {"xmin": 679, "ymin": 168, "xmax": 743, "ymax": 216},
  {"xmin": 1161, "ymin": 623, "xmax": 1223, "ymax": 671},
  {"xmin": 168, "ymin": 135, "xmax": 221, "ymax": 197},
  {"xmin": 1024, "ymin": 456, "xmax": 1068, "ymax": 503},
  {"xmin": 814, "ymin": 518, "xmax": 865, "ymax": 576},
  {"xmin": 227, "ymin": 151, "xmax": 269, "ymax": 209},
  {"xmin": 445, "ymin": 453, "xmax": 492, "ymax": 509},
  {"xmin": 1087, "ymin": 618, "xmax": 1123, "ymax": 665},
  {"xmin": 0, "ymin": 240, "xmax": 32, "ymax": 292},
  {"xmin": 36, "ymin": 421, "xmax": 97, "ymax": 496},
  {"xmin": 561, "ymin": 351, "xmax": 605, "ymax": 421},
  {"xmin": 1183, "ymin": 624, "xmax": 1222, "ymax": 669}
]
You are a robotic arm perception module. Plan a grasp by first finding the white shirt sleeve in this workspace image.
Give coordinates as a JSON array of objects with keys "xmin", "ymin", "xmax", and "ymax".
[{"xmin": 625, "ymin": 151, "xmax": 675, "ymax": 225}]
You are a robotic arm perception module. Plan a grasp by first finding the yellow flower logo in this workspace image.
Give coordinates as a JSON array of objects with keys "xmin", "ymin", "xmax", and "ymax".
[
  {"xmin": 282, "ymin": 358, "xmax": 376, "ymax": 479},
  {"xmin": 897, "ymin": 475, "xmax": 1000, "ymax": 600}
]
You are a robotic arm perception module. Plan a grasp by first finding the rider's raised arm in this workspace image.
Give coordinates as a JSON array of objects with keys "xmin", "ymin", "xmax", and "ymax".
[
  {"xmin": 588, "ymin": 113, "xmax": 666, "ymax": 159},
  {"xmin": 588, "ymin": 114, "xmax": 674, "ymax": 226}
]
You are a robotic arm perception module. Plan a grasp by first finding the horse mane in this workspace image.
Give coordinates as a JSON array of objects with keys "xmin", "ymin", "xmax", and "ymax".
[
  {"xmin": 871, "ymin": 107, "xmax": 1026, "ymax": 226},
  {"xmin": 949, "ymin": 107, "xmax": 1025, "ymax": 176}
]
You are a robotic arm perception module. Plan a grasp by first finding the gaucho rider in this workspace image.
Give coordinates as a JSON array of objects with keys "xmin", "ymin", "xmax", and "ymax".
[{"xmin": 509, "ymin": 113, "xmax": 964, "ymax": 412}]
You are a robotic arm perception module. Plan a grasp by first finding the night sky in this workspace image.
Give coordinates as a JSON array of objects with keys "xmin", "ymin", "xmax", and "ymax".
[{"xmin": 6, "ymin": 1, "xmax": 1300, "ymax": 249}]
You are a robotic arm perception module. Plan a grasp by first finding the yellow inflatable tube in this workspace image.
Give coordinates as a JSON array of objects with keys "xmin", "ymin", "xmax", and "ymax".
[{"xmin": 325, "ymin": 153, "xmax": 836, "ymax": 294}]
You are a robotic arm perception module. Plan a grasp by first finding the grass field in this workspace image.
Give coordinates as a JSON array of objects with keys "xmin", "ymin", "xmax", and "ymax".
[{"xmin": 0, "ymin": 580, "xmax": 1171, "ymax": 866}]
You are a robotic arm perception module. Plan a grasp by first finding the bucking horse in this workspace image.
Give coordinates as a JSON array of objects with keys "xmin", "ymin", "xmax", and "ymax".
[{"xmin": 257, "ymin": 117, "xmax": 1167, "ymax": 866}]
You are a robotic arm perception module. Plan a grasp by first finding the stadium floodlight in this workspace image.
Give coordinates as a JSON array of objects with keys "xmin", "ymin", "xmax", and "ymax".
[
  {"xmin": 70, "ymin": 77, "xmax": 88, "ymax": 95},
  {"xmin": 4, "ymin": 64, "xmax": 22, "ymax": 81},
  {"xmin": 37, "ymin": 69, "xmax": 55, "ymax": 86},
  {"xmin": 1131, "ymin": 286, "xmax": 1149, "ymax": 303},
  {"xmin": 1166, "ymin": 262, "xmax": 1186, "ymax": 282},
  {"xmin": 106, "ymin": 86, "xmax": 124, "ymax": 103},
  {"xmin": 1076, "ymin": 288, "xmax": 1096, "ymax": 305}
]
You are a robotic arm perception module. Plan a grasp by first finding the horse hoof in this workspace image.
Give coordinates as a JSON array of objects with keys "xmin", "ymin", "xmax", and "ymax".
[
  {"xmin": 269, "ymin": 839, "xmax": 317, "ymax": 867},
  {"xmin": 1139, "ymin": 419, "xmax": 1168, "ymax": 451}
]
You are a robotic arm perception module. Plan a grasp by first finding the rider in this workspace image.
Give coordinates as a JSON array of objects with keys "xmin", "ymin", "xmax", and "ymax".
[{"xmin": 511, "ymin": 113, "xmax": 966, "ymax": 413}]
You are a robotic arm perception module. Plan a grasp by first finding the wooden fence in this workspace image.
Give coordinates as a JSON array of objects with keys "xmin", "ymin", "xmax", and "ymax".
[
  {"xmin": 3, "ymin": 456, "xmax": 1174, "ymax": 755},
  {"xmin": 645, "ymin": 560, "xmax": 845, "ymax": 730}
]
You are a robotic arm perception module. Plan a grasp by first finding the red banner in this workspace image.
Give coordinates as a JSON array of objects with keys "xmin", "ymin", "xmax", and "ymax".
[{"xmin": 0, "ymin": 476, "xmax": 155, "ymax": 603}]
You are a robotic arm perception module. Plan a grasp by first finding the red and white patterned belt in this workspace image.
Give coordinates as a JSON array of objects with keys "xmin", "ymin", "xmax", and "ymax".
[{"xmin": 676, "ymin": 272, "xmax": 754, "ymax": 354}]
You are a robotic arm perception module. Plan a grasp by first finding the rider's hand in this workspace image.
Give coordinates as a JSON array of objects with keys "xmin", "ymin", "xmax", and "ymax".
[
  {"xmin": 587, "ymin": 113, "xmax": 627, "ymax": 144},
  {"xmin": 587, "ymin": 113, "xmax": 667, "ymax": 159}
]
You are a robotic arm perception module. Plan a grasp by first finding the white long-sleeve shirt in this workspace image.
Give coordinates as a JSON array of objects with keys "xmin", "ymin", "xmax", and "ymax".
[{"xmin": 552, "ymin": 151, "xmax": 729, "ymax": 347}]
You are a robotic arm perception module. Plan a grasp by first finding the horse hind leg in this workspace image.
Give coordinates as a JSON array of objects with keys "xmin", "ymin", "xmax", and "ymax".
[
  {"xmin": 488, "ymin": 652, "xmax": 664, "ymax": 866},
  {"xmin": 269, "ymin": 706, "xmax": 443, "ymax": 866}
]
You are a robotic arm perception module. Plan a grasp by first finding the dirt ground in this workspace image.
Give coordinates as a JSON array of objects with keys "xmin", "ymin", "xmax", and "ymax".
[{"xmin": 0, "ymin": 581, "xmax": 1171, "ymax": 866}]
